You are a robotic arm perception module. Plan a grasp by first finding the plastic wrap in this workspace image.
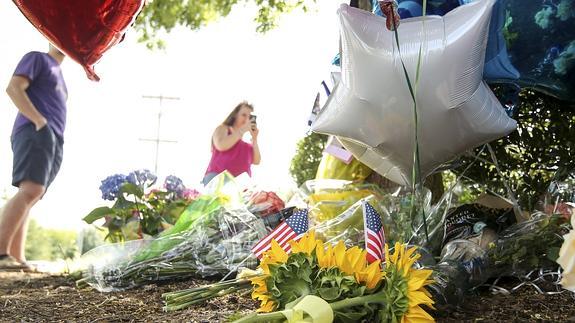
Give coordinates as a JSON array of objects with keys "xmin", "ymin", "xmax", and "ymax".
[
  {"xmin": 295, "ymin": 179, "xmax": 450, "ymax": 253},
  {"xmin": 312, "ymin": 195, "xmax": 378, "ymax": 247},
  {"xmin": 442, "ymin": 203, "xmax": 515, "ymax": 246},
  {"xmin": 540, "ymin": 173, "xmax": 575, "ymax": 219},
  {"xmin": 315, "ymin": 153, "xmax": 372, "ymax": 182},
  {"xmin": 79, "ymin": 174, "xmax": 268, "ymax": 292},
  {"xmin": 428, "ymin": 213, "xmax": 569, "ymax": 305},
  {"xmin": 486, "ymin": 213, "xmax": 567, "ymax": 276},
  {"xmin": 246, "ymin": 191, "xmax": 286, "ymax": 217},
  {"xmin": 291, "ymin": 179, "xmax": 385, "ymax": 224}
]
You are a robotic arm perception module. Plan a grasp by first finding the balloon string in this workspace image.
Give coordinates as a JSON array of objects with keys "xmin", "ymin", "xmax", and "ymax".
[{"xmin": 389, "ymin": 0, "xmax": 429, "ymax": 242}]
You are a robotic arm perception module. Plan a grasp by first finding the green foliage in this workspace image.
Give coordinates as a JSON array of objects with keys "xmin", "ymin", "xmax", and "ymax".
[
  {"xmin": 453, "ymin": 90, "xmax": 575, "ymax": 210},
  {"xmin": 25, "ymin": 219, "xmax": 78, "ymax": 261},
  {"xmin": 289, "ymin": 132, "xmax": 327, "ymax": 187},
  {"xmin": 135, "ymin": 0, "xmax": 315, "ymax": 49},
  {"xmin": 78, "ymin": 227, "xmax": 106, "ymax": 255}
]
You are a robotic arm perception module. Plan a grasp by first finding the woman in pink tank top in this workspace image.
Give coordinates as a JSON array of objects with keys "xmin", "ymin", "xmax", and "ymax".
[{"xmin": 203, "ymin": 101, "xmax": 261, "ymax": 185}]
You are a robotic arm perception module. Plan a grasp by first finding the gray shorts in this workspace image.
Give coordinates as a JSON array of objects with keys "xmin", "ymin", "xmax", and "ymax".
[{"xmin": 11, "ymin": 123, "xmax": 63, "ymax": 188}]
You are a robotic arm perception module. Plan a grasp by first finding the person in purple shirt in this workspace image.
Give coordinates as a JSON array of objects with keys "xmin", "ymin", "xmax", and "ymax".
[{"xmin": 0, "ymin": 44, "xmax": 67, "ymax": 271}]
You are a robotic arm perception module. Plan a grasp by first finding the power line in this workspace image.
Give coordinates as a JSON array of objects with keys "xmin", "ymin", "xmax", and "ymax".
[{"xmin": 139, "ymin": 95, "xmax": 180, "ymax": 174}]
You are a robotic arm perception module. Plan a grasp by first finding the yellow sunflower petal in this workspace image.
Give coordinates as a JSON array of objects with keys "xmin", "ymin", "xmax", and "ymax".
[
  {"xmin": 384, "ymin": 244, "xmax": 390, "ymax": 268},
  {"xmin": 402, "ymin": 305, "xmax": 434, "ymax": 323},
  {"xmin": 268, "ymin": 239, "xmax": 289, "ymax": 263},
  {"xmin": 391, "ymin": 242, "xmax": 401, "ymax": 265},
  {"xmin": 325, "ymin": 243, "xmax": 335, "ymax": 268},
  {"xmin": 340, "ymin": 246, "xmax": 362, "ymax": 274},
  {"xmin": 409, "ymin": 268, "xmax": 433, "ymax": 281},
  {"xmin": 257, "ymin": 300, "xmax": 277, "ymax": 313},
  {"xmin": 334, "ymin": 241, "xmax": 347, "ymax": 272},
  {"xmin": 316, "ymin": 241, "xmax": 330, "ymax": 269},
  {"xmin": 401, "ymin": 254, "xmax": 421, "ymax": 274},
  {"xmin": 364, "ymin": 261, "xmax": 383, "ymax": 289},
  {"xmin": 408, "ymin": 270, "xmax": 433, "ymax": 291},
  {"xmin": 290, "ymin": 230, "xmax": 318, "ymax": 255},
  {"xmin": 408, "ymin": 290, "xmax": 434, "ymax": 307}
]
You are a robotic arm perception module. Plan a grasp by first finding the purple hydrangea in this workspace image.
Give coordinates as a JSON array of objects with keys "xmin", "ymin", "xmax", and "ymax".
[
  {"xmin": 127, "ymin": 169, "xmax": 157, "ymax": 188},
  {"xmin": 99, "ymin": 174, "xmax": 127, "ymax": 201},
  {"xmin": 164, "ymin": 175, "xmax": 186, "ymax": 196}
]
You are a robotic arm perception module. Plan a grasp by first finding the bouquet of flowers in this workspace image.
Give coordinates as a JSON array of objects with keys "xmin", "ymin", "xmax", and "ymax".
[
  {"xmin": 84, "ymin": 169, "xmax": 199, "ymax": 242},
  {"xmin": 163, "ymin": 231, "xmax": 437, "ymax": 323},
  {"xmin": 78, "ymin": 193, "xmax": 267, "ymax": 292}
]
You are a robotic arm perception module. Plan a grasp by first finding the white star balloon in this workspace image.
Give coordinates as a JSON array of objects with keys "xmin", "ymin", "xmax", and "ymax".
[{"xmin": 312, "ymin": 0, "xmax": 517, "ymax": 186}]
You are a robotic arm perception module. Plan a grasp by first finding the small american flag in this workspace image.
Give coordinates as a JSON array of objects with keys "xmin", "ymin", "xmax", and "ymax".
[
  {"xmin": 363, "ymin": 200, "xmax": 385, "ymax": 263},
  {"xmin": 252, "ymin": 209, "xmax": 309, "ymax": 259}
]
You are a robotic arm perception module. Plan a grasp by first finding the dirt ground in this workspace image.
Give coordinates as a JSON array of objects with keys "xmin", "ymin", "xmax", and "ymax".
[{"xmin": 1, "ymin": 272, "xmax": 574, "ymax": 322}]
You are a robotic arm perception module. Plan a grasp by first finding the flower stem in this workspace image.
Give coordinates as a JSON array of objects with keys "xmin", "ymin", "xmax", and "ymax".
[
  {"xmin": 232, "ymin": 311, "xmax": 287, "ymax": 323},
  {"xmin": 330, "ymin": 292, "xmax": 386, "ymax": 311},
  {"xmin": 233, "ymin": 292, "xmax": 387, "ymax": 323}
]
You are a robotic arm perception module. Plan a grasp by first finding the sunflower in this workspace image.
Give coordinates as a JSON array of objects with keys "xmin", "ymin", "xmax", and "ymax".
[
  {"xmin": 315, "ymin": 238, "xmax": 383, "ymax": 289},
  {"xmin": 383, "ymin": 242, "xmax": 435, "ymax": 323},
  {"xmin": 250, "ymin": 231, "xmax": 384, "ymax": 313},
  {"xmin": 251, "ymin": 240, "xmax": 287, "ymax": 312}
]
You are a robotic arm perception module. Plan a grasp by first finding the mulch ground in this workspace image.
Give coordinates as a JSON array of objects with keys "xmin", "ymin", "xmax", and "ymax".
[{"xmin": 1, "ymin": 272, "xmax": 574, "ymax": 322}]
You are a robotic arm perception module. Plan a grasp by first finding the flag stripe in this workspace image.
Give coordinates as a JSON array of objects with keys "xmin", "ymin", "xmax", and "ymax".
[
  {"xmin": 366, "ymin": 248, "xmax": 380, "ymax": 261},
  {"xmin": 363, "ymin": 200, "xmax": 385, "ymax": 264},
  {"xmin": 252, "ymin": 222, "xmax": 288, "ymax": 252},
  {"xmin": 277, "ymin": 231, "xmax": 297, "ymax": 248},
  {"xmin": 252, "ymin": 225, "xmax": 292, "ymax": 256},
  {"xmin": 367, "ymin": 230, "xmax": 382, "ymax": 247},
  {"xmin": 251, "ymin": 209, "xmax": 309, "ymax": 259},
  {"xmin": 367, "ymin": 237, "xmax": 382, "ymax": 252}
]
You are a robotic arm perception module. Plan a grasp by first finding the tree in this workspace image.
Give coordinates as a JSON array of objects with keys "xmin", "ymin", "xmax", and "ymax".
[
  {"xmin": 25, "ymin": 219, "xmax": 78, "ymax": 261},
  {"xmin": 453, "ymin": 89, "xmax": 575, "ymax": 210},
  {"xmin": 290, "ymin": 132, "xmax": 327, "ymax": 186},
  {"xmin": 135, "ymin": 0, "xmax": 315, "ymax": 48}
]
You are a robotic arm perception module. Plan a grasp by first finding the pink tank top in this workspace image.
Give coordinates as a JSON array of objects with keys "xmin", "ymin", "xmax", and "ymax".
[{"xmin": 205, "ymin": 129, "xmax": 253, "ymax": 177}]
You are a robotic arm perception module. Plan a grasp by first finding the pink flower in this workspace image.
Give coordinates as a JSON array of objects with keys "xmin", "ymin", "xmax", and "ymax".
[{"xmin": 181, "ymin": 188, "xmax": 200, "ymax": 200}]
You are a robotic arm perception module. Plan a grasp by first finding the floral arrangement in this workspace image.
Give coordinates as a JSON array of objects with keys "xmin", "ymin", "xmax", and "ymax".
[
  {"xmin": 84, "ymin": 169, "xmax": 199, "ymax": 242},
  {"xmin": 163, "ymin": 231, "xmax": 436, "ymax": 322}
]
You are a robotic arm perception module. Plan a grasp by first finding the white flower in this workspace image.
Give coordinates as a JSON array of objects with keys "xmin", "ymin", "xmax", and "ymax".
[{"xmin": 558, "ymin": 215, "xmax": 575, "ymax": 292}]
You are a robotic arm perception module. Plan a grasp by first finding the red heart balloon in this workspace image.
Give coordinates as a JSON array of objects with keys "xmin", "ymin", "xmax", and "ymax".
[{"xmin": 13, "ymin": 0, "xmax": 144, "ymax": 81}]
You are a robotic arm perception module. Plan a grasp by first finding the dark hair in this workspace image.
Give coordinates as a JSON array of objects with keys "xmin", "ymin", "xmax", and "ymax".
[{"xmin": 222, "ymin": 101, "xmax": 254, "ymax": 127}]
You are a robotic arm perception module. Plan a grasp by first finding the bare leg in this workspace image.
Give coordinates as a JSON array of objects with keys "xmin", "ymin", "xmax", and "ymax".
[
  {"xmin": 9, "ymin": 213, "xmax": 32, "ymax": 262},
  {"xmin": 0, "ymin": 181, "xmax": 45, "ymax": 261}
]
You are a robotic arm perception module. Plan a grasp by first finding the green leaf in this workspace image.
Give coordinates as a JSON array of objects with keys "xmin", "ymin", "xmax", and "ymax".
[
  {"xmin": 83, "ymin": 207, "xmax": 114, "ymax": 224},
  {"xmin": 120, "ymin": 183, "xmax": 144, "ymax": 197},
  {"xmin": 318, "ymin": 287, "xmax": 341, "ymax": 301},
  {"xmin": 335, "ymin": 309, "xmax": 370, "ymax": 323}
]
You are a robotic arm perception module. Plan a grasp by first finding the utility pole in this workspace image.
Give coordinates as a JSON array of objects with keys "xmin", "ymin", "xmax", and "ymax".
[{"xmin": 139, "ymin": 95, "xmax": 180, "ymax": 174}]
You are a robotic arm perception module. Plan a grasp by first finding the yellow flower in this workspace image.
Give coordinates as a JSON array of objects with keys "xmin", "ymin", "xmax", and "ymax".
[
  {"xmin": 259, "ymin": 240, "xmax": 289, "ymax": 275},
  {"xmin": 250, "ymin": 275, "xmax": 276, "ymax": 313},
  {"xmin": 354, "ymin": 260, "xmax": 383, "ymax": 289},
  {"xmin": 251, "ymin": 240, "xmax": 291, "ymax": 312},
  {"xmin": 289, "ymin": 230, "xmax": 319, "ymax": 255},
  {"xmin": 251, "ymin": 231, "xmax": 387, "ymax": 313},
  {"xmin": 386, "ymin": 243, "xmax": 435, "ymax": 323},
  {"xmin": 315, "ymin": 236, "xmax": 382, "ymax": 289}
]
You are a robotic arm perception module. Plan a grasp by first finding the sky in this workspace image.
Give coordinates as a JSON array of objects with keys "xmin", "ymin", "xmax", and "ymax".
[{"xmin": 0, "ymin": 1, "xmax": 341, "ymax": 230}]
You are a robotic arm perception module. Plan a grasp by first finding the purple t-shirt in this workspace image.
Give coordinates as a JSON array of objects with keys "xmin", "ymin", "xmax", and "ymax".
[{"xmin": 11, "ymin": 52, "xmax": 68, "ymax": 138}]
